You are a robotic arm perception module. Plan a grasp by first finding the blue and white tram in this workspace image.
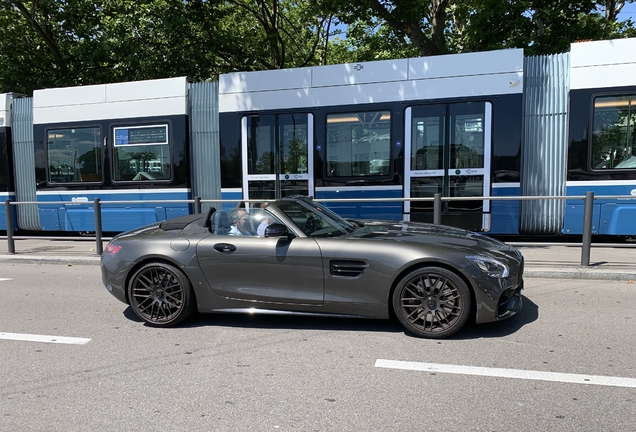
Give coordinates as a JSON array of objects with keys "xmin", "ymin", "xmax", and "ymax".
[
  {"xmin": 564, "ymin": 40, "xmax": 636, "ymax": 235},
  {"xmin": 2, "ymin": 78, "xmax": 195, "ymax": 232},
  {"xmin": 2, "ymin": 37, "xmax": 636, "ymax": 236},
  {"xmin": 218, "ymin": 48, "xmax": 525, "ymax": 233},
  {"xmin": 218, "ymin": 37, "xmax": 636, "ymax": 236}
]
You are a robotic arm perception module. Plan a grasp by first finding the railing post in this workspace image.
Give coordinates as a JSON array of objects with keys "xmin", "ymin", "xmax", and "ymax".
[
  {"xmin": 580, "ymin": 191, "xmax": 594, "ymax": 267},
  {"xmin": 194, "ymin": 196, "xmax": 202, "ymax": 214},
  {"xmin": 93, "ymin": 198, "xmax": 103, "ymax": 256},
  {"xmin": 5, "ymin": 200, "xmax": 15, "ymax": 254},
  {"xmin": 433, "ymin": 193, "xmax": 442, "ymax": 225}
]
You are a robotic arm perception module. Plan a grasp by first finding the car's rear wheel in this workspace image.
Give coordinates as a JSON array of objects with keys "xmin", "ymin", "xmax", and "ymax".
[
  {"xmin": 128, "ymin": 262, "xmax": 196, "ymax": 327},
  {"xmin": 393, "ymin": 267, "xmax": 471, "ymax": 339}
]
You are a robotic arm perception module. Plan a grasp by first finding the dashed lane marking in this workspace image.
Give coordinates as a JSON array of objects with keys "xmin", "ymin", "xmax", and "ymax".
[
  {"xmin": 0, "ymin": 332, "xmax": 91, "ymax": 345},
  {"xmin": 0, "ymin": 278, "xmax": 13, "ymax": 281},
  {"xmin": 375, "ymin": 359, "xmax": 636, "ymax": 388}
]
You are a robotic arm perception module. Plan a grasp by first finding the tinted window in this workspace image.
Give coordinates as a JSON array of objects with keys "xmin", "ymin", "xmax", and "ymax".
[
  {"xmin": 246, "ymin": 115, "xmax": 308, "ymax": 176},
  {"xmin": 0, "ymin": 129, "xmax": 9, "ymax": 191},
  {"xmin": 326, "ymin": 111, "xmax": 391, "ymax": 177},
  {"xmin": 112, "ymin": 124, "xmax": 171, "ymax": 181},
  {"xmin": 592, "ymin": 95, "xmax": 636, "ymax": 170},
  {"xmin": 47, "ymin": 127, "xmax": 101, "ymax": 183}
]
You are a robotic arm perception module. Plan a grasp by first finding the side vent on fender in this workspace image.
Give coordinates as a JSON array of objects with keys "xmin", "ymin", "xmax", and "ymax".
[{"xmin": 330, "ymin": 260, "xmax": 367, "ymax": 277}]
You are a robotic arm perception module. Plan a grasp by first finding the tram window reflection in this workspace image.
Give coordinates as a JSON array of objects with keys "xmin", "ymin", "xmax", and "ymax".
[
  {"xmin": 592, "ymin": 95, "xmax": 636, "ymax": 170},
  {"xmin": 112, "ymin": 124, "xmax": 171, "ymax": 181},
  {"xmin": 47, "ymin": 127, "xmax": 102, "ymax": 183},
  {"xmin": 326, "ymin": 111, "xmax": 391, "ymax": 177}
]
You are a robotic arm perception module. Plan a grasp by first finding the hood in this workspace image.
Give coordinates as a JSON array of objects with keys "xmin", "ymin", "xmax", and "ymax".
[{"xmin": 348, "ymin": 220, "xmax": 513, "ymax": 255}]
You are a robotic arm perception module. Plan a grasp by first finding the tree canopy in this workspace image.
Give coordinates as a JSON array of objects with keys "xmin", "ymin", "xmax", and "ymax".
[{"xmin": 1, "ymin": 0, "xmax": 634, "ymax": 94}]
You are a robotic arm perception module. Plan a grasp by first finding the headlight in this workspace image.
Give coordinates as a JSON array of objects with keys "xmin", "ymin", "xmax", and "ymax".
[{"xmin": 466, "ymin": 255, "xmax": 509, "ymax": 278}]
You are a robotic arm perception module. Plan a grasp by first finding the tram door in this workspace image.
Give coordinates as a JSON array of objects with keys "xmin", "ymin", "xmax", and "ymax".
[
  {"xmin": 404, "ymin": 102, "xmax": 492, "ymax": 231},
  {"xmin": 242, "ymin": 114, "xmax": 314, "ymax": 202}
]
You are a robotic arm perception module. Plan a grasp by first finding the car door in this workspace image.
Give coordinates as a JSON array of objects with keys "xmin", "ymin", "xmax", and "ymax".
[{"xmin": 196, "ymin": 234, "xmax": 325, "ymax": 305}]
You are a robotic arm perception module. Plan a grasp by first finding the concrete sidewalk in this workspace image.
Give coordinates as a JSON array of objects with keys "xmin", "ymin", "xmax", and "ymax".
[{"xmin": 0, "ymin": 237, "xmax": 635, "ymax": 281}]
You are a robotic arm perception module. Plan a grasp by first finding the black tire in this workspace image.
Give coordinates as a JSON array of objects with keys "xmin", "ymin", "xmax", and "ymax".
[
  {"xmin": 392, "ymin": 267, "xmax": 472, "ymax": 339},
  {"xmin": 127, "ymin": 262, "xmax": 196, "ymax": 327}
]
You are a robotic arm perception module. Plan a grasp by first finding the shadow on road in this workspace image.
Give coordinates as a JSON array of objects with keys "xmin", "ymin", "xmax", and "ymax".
[{"xmin": 122, "ymin": 294, "xmax": 538, "ymax": 340}]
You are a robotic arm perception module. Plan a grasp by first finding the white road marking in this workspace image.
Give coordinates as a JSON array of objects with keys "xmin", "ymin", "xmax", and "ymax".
[
  {"xmin": 375, "ymin": 359, "xmax": 636, "ymax": 388},
  {"xmin": 0, "ymin": 332, "xmax": 91, "ymax": 345},
  {"xmin": 0, "ymin": 278, "xmax": 13, "ymax": 281}
]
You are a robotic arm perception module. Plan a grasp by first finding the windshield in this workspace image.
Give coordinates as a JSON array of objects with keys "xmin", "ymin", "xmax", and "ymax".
[{"xmin": 278, "ymin": 199, "xmax": 355, "ymax": 237}]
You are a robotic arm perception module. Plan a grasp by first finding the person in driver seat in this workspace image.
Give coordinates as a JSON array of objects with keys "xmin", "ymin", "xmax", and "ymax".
[{"xmin": 229, "ymin": 209, "xmax": 253, "ymax": 236}]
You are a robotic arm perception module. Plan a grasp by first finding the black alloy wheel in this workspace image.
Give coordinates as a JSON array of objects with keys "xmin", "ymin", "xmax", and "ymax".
[
  {"xmin": 393, "ymin": 267, "xmax": 471, "ymax": 339},
  {"xmin": 128, "ymin": 262, "xmax": 196, "ymax": 327}
]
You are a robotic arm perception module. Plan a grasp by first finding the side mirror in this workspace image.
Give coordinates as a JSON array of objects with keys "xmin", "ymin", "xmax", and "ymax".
[{"xmin": 265, "ymin": 223, "xmax": 291, "ymax": 239}]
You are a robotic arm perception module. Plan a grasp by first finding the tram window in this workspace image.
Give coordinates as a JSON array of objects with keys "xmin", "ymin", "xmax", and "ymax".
[
  {"xmin": 326, "ymin": 111, "xmax": 391, "ymax": 177},
  {"xmin": 411, "ymin": 115, "xmax": 444, "ymax": 170},
  {"xmin": 0, "ymin": 131, "xmax": 9, "ymax": 191},
  {"xmin": 47, "ymin": 127, "xmax": 102, "ymax": 183},
  {"xmin": 246, "ymin": 115, "xmax": 308, "ymax": 176},
  {"xmin": 112, "ymin": 125, "xmax": 171, "ymax": 181},
  {"xmin": 280, "ymin": 116, "xmax": 308, "ymax": 175},
  {"xmin": 450, "ymin": 113, "xmax": 485, "ymax": 169},
  {"xmin": 592, "ymin": 95, "xmax": 635, "ymax": 170}
]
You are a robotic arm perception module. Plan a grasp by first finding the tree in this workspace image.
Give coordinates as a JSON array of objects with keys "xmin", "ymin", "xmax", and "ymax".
[
  {"xmin": 0, "ymin": 0, "xmax": 108, "ymax": 93},
  {"xmin": 0, "ymin": 0, "xmax": 203, "ymax": 93},
  {"xmin": 2, "ymin": 0, "xmax": 636, "ymax": 95},
  {"xmin": 0, "ymin": 0, "xmax": 336, "ymax": 94},
  {"xmin": 450, "ymin": 0, "xmax": 616, "ymax": 55},
  {"xmin": 219, "ymin": 0, "xmax": 332, "ymax": 70},
  {"xmin": 318, "ymin": 0, "xmax": 451, "ymax": 57},
  {"xmin": 320, "ymin": 0, "xmax": 636, "ymax": 58}
]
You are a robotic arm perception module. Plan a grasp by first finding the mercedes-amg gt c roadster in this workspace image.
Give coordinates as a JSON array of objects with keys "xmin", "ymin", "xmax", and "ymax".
[{"xmin": 101, "ymin": 196, "xmax": 524, "ymax": 339}]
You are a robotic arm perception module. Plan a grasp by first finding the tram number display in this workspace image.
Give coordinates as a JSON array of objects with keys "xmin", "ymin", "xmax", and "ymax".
[{"xmin": 114, "ymin": 125, "xmax": 168, "ymax": 146}]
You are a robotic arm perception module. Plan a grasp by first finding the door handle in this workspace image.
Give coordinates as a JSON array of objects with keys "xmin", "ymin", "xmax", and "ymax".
[{"xmin": 213, "ymin": 243, "xmax": 236, "ymax": 252}]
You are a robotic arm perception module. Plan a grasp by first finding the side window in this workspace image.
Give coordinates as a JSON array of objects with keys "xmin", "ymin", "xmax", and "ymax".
[
  {"xmin": 411, "ymin": 106, "xmax": 444, "ymax": 171},
  {"xmin": 592, "ymin": 95, "xmax": 636, "ymax": 170},
  {"xmin": 47, "ymin": 127, "xmax": 101, "ymax": 183},
  {"xmin": 112, "ymin": 124, "xmax": 171, "ymax": 181},
  {"xmin": 326, "ymin": 111, "xmax": 391, "ymax": 177},
  {"xmin": 252, "ymin": 208, "xmax": 283, "ymax": 236},
  {"xmin": 0, "ymin": 130, "xmax": 9, "ymax": 191},
  {"xmin": 277, "ymin": 201, "xmax": 341, "ymax": 237},
  {"xmin": 209, "ymin": 208, "xmax": 283, "ymax": 237}
]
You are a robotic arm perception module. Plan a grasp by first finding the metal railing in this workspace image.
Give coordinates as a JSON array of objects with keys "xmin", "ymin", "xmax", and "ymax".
[{"xmin": 4, "ymin": 192, "xmax": 636, "ymax": 266}]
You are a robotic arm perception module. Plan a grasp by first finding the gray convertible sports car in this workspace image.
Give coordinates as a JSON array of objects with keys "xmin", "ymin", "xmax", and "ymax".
[{"xmin": 101, "ymin": 196, "xmax": 524, "ymax": 339}]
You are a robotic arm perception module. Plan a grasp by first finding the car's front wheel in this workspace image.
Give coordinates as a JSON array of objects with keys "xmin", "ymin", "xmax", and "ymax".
[
  {"xmin": 392, "ymin": 267, "xmax": 471, "ymax": 339},
  {"xmin": 127, "ymin": 262, "xmax": 196, "ymax": 327}
]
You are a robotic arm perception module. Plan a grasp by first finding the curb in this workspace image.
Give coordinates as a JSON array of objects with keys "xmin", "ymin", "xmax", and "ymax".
[
  {"xmin": 524, "ymin": 268, "xmax": 636, "ymax": 281},
  {"xmin": 0, "ymin": 255, "xmax": 101, "ymax": 266}
]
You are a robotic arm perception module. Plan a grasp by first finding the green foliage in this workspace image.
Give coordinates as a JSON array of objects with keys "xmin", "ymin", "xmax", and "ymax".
[
  {"xmin": 326, "ymin": 19, "xmax": 420, "ymax": 62},
  {"xmin": 321, "ymin": 0, "xmax": 636, "ymax": 57},
  {"xmin": 0, "ymin": 0, "xmax": 218, "ymax": 93},
  {"xmin": 0, "ymin": 0, "xmax": 635, "ymax": 94},
  {"xmin": 0, "ymin": 0, "xmax": 335, "ymax": 94},
  {"xmin": 317, "ymin": 0, "xmax": 450, "ymax": 57},
  {"xmin": 450, "ymin": 0, "xmax": 611, "ymax": 55}
]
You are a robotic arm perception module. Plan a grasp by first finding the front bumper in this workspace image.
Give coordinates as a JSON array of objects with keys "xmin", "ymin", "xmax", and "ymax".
[
  {"xmin": 472, "ymin": 247, "xmax": 524, "ymax": 323},
  {"xmin": 496, "ymin": 283, "xmax": 523, "ymax": 320}
]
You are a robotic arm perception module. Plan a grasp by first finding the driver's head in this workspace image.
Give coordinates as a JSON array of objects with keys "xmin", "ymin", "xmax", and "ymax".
[{"xmin": 229, "ymin": 209, "xmax": 248, "ymax": 228}]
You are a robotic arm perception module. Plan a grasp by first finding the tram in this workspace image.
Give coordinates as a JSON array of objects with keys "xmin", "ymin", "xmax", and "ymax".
[
  {"xmin": 1, "ymin": 37, "xmax": 635, "ymax": 236},
  {"xmin": 1, "ymin": 78, "xmax": 198, "ymax": 232}
]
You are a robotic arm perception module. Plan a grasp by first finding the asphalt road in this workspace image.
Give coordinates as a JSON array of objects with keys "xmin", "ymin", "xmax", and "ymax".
[{"xmin": 1, "ymin": 263, "xmax": 635, "ymax": 431}]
